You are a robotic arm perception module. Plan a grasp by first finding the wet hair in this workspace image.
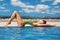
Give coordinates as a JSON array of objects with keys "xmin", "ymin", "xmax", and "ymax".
[{"xmin": 42, "ymin": 20, "xmax": 46, "ymax": 24}]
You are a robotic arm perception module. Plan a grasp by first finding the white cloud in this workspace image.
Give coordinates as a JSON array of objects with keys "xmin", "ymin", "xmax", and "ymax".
[
  {"xmin": 19, "ymin": 10, "xmax": 23, "ymax": 13},
  {"xmin": 11, "ymin": 0, "xmax": 49, "ymax": 13},
  {"xmin": 22, "ymin": 4, "xmax": 49, "ymax": 13},
  {"xmin": 11, "ymin": 0, "xmax": 60, "ymax": 14},
  {"xmin": 11, "ymin": 0, "xmax": 35, "ymax": 8},
  {"xmin": 41, "ymin": 0, "xmax": 60, "ymax": 5},
  {"xmin": 4, "ymin": 9, "xmax": 10, "ymax": 12},
  {"xmin": 0, "ymin": 3, "xmax": 10, "ymax": 12},
  {"xmin": 22, "ymin": 8, "xmax": 35, "ymax": 13},
  {"xmin": 0, "ymin": 6, "xmax": 10, "ymax": 12},
  {"xmin": 41, "ymin": 0, "xmax": 52, "ymax": 2},
  {"xmin": 11, "ymin": 0, "xmax": 25, "ymax": 7},
  {"xmin": 0, "ymin": 9, "xmax": 10, "ymax": 12},
  {"xmin": 0, "ymin": 6, "xmax": 5, "ymax": 9},
  {"xmin": 51, "ymin": 10, "xmax": 60, "ymax": 13},
  {"xmin": 0, "ymin": 0, "xmax": 4, "ymax": 1},
  {"xmin": 0, "ymin": 3, "xmax": 7, "ymax": 9},
  {"xmin": 36, "ymin": 5, "xmax": 49, "ymax": 10},
  {"xmin": 54, "ymin": 6, "xmax": 60, "ymax": 8},
  {"xmin": 53, "ymin": 0, "xmax": 60, "ymax": 5}
]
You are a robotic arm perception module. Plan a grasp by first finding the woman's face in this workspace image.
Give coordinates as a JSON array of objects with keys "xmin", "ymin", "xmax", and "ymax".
[{"xmin": 37, "ymin": 20, "xmax": 44, "ymax": 24}]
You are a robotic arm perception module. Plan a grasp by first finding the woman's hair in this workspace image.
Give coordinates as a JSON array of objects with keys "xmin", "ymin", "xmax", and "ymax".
[{"xmin": 42, "ymin": 20, "xmax": 46, "ymax": 24}]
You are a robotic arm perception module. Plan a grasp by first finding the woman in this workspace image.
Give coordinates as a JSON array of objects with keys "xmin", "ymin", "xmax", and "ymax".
[
  {"xmin": 32, "ymin": 20, "xmax": 55, "ymax": 27},
  {"xmin": 5, "ymin": 11, "xmax": 55, "ymax": 27}
]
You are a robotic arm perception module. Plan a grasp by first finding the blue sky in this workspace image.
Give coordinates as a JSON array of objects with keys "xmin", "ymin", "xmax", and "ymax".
[{"xmin": 0, "ymin": 0, "xmax": 60, "ymax": 17}]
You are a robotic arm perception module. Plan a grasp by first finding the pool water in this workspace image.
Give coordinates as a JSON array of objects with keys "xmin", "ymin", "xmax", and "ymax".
[{"xmin": 0, "ymin": 26, "xmax": 60, "ymax": 40}]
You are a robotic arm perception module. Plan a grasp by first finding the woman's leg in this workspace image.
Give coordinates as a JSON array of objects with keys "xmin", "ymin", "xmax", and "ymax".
[
  {"xmin": 5, "ymin": 11, "xmax": 24, "ymax": 27},
  {"xmin": 5, "ymin": 11, "xmax": 16, "ymax": 27},
  {"xmin": 15, "ymin": 11, "xmax": 24, "ymax": 27}
]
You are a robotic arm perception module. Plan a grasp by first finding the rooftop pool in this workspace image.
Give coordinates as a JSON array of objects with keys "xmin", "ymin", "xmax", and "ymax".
[{"xmin": 0, "ymin": 26, "xmax": 60, "ymax": 40}]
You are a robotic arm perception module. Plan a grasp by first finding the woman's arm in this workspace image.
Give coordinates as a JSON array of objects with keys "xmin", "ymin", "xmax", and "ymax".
[
  {"xmin": 36, "ymin": 24, "xmax": 55, "ymax": 26},
  {"xmin": 32, "ymin": 23, "xmax": 56, "ymax": 27}
]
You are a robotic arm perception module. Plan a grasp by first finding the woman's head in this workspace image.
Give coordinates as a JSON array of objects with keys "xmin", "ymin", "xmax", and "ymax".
[{"xmin": 37, "ymin": 20, "xmax": 46, "ymax": 24}]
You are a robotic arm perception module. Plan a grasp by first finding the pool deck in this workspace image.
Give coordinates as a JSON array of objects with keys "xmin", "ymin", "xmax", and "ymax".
[{"xmin": 0, "ymin": 22, "xmax": 60, "ymax": 27}]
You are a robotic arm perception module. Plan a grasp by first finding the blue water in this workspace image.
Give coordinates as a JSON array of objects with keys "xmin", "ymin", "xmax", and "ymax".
[{"xmin": 0, "ymin": 26, "xmax": 60, "ymax": 40}]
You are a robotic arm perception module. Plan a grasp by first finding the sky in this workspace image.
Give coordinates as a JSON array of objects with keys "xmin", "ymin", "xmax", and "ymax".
[{"xmin": 0, "ymin": 0, "xmax": 60, "ymax": 17}]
